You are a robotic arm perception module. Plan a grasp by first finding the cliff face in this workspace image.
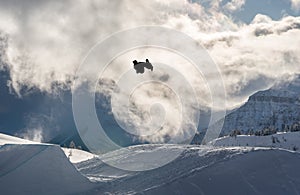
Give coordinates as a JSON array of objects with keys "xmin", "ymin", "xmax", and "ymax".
[{"xmin": 219, "ymin": 75, "xmax": 300, "ymax": 135}]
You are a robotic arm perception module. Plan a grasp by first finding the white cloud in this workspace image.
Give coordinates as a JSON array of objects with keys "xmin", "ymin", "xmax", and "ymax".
[
  {"xmin": 0, "ymin": 0, "xmax": 300, "ymax": 143},
  {"xmin": 2, "ymin": 0, "xmax": 298, "ymax": 106},
  {"xmin": 0, "ymin": 0, "xmax": 238, "ymax": 96},
  {"xmin": 223, "ymin": 0, "xmax": 246, "ymax": 12},
  {"xmin": 291, "ymin": 0, "xmax": 300, "ymax": 12},
  {"xmin": 200, "ymin": 14, "xmax": 300, "ymax": 106},
  {"xmin": 17, "ymin": 127, "xmax": 44, "ymax": 142},
  {"xmin": 0, "ymin": 0, "xmax": 299, "ymax": 103},
  {"xmin": 0, "ymin": 0, "xmax": 234, "ymax": 144}
]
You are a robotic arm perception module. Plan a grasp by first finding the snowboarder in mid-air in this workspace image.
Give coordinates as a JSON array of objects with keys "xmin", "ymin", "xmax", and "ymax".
[{"xmin": 133, "ymin": 59, "xmax": 153, "ymax": 74}]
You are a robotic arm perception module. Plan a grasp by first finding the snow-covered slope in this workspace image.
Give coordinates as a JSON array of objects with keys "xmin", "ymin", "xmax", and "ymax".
[
  {"xmin": 0, "ymin": 133, "xmax": 95, "ymax": 163},
  {"xmin": 216, "ymin": 75, "xmax": 300, "ymax": 135},
  {"xmin": 212, "ymin": 131, "xmax": 300, "ymax": 150},
  {"xmin": 0, "ymin": 144, "xmax": 95, "ymax": 194},
  {"xmin": 142, "ymin": 149, "xmax": 300, "ymax": 195},
  {"xmin": 1, "ymin": 133, "xmax": 300, "ymax": 194},
  {"xmin": 76, "ymin": 144, "xmax": 300, "ymax": 194}
]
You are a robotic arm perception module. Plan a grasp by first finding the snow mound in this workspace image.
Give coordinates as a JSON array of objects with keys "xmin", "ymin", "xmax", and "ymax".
[{"xmin": 0, "ymin": 144, "xmax": 95, "ymax": 195}]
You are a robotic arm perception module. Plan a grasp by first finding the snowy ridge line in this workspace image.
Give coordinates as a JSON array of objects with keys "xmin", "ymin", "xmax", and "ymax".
[
  {"xmin": 212, "ymin": 131, "xmax": 300, "ymax": 152},
  {"xmin": 0, "ymin": 133, "xmax": 44, "ymax": 145},
  {"xmin": 0, "ymin": 133, "xmax": 95, "ymax": 163}
]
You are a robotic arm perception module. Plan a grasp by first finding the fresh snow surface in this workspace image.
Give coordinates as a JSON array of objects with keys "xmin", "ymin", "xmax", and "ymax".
[
  {"xmin": 142, "ymin": 148, "xmax": 300, "ymax": 195},
  {"xmin": 0, "ymin": 133, "xmax": 95, "ymax": 163},
  {"xmin": 61, "ymin": 148, "xmax": 96, "ymax": 163},
  {"xmin": 77, "ymin": 144, "xmax": 300, "ymax": 195},
  {"xmin": 1, "ymin": 133, "xmax": 300, "ymax": 194},
  {"xmin": 212, "ymin": 131, "xmax": 300, "ymax": 151}
]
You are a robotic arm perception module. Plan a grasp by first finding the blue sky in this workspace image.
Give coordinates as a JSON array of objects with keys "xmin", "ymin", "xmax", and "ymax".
[
  {"xmin": 193, "ymin": 0, "xmax": 300, "ymax": 23},
  {"xmin": 233, "ymin": 0, "xmax": 300, "ymax": 23}
]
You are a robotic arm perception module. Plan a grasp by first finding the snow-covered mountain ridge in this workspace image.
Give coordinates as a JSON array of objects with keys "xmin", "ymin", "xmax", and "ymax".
[
  {"xmin": 212, "ymin": 131, "xmax": 300, "ymax": 151},
  {"xmin": 218, "ymin": 75, "xmax": 300, "ymax": 135}
]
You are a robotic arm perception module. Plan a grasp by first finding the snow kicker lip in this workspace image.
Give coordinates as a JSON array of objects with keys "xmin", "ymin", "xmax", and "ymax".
[{"xmin": 72, "ymin": 26, "xmax": 226, "ymax": 171}]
